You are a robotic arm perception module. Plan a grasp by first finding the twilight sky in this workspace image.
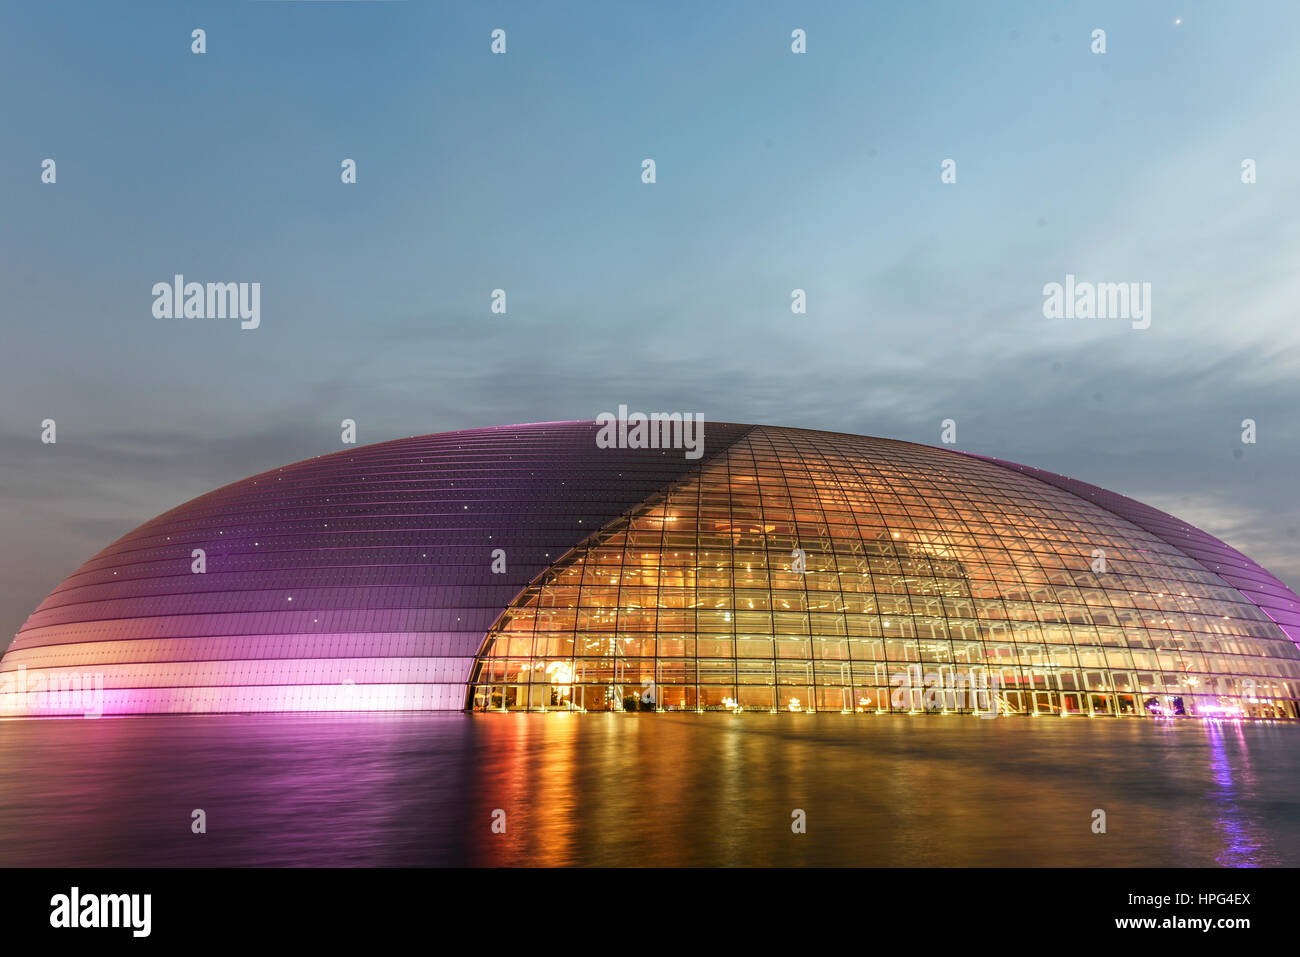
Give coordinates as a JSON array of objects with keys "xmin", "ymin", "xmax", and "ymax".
[{"xmin": 2, "ymin": 0, "xmax": 1299, "ymax": 648}]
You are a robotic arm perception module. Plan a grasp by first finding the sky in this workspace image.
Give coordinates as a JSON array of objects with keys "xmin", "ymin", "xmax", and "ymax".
[{"xmin": 2, "ymin": 0, "xmax": 1299, "ymax": 647}]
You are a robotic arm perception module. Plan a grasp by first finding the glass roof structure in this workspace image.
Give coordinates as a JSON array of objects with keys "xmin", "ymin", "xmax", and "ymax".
[{"xmin": 3, "ymin": 421, "xmax": 1298, "ymax": 720}]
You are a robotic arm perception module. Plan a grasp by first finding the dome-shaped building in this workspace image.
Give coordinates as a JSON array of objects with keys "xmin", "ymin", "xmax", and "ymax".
[{"xmin": 2, "ymin": 421, "xmax": 1298, "ymax": 720}]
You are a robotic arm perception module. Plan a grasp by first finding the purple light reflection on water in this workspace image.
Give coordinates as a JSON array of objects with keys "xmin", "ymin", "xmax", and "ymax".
[
  {"xmin": 1, "ymin": 713, "xmax": 1297, "ymax": 867},
  {"xmin": 1204, "ymin": 721, "xmax": 1265, "ymax": 867}
]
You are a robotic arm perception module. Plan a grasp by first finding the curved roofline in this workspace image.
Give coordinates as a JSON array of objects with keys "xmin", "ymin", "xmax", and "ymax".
[{"xmin": 958, "ymin": 449, "xmax": 1300, "ymax": 650}]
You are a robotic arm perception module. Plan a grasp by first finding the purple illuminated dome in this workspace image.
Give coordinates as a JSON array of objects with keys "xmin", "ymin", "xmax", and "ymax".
[{"xmin": 2, "ymin": 421, "xmax": 1298, "ymax": 720}]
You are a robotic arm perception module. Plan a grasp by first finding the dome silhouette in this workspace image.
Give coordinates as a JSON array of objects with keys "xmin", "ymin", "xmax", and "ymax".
[{"xmin": 3, "ymin": 421, "xmax": 1298, "ymax": 720}]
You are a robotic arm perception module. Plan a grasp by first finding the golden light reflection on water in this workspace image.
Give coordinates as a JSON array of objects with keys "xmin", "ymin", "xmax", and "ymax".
[{"xmin": 0, "ymin": 714, "xmax": 1296, "ymax": 866}]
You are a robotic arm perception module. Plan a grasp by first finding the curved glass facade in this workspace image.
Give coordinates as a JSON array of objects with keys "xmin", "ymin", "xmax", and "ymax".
[
  {"xmin": 470, "ymin": 427, "xmax": 1300, "ymax": 719},
  {"xmin": 3, "ymin": 420, "xmax": 1298, "ymax": 719},
  {"xmin": 0, "ymin": 422, "xmax": 745, "ymax": 715}
]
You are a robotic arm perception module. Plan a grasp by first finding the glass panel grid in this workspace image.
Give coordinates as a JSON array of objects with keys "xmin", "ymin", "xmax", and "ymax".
[{"xmin": 472, "ymin": 428, "xmax": 1300, "ymax": 719}]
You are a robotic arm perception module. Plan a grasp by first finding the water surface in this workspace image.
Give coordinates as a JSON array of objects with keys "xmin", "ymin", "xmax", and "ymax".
[{"xmin": 1, "ymin": 714, "xmax": 1296, "ymax": 866}]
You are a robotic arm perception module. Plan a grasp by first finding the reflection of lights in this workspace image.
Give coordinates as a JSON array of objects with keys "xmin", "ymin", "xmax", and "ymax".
[
  {"xmin": 787, "ymin": 697, "xmax": 802, "ymax": 712},
  {"xmin": 1198, "ymin": 702, "xmax": 1246, "ymax": 719}
]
